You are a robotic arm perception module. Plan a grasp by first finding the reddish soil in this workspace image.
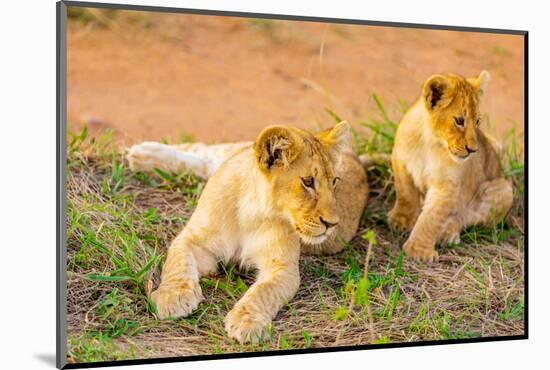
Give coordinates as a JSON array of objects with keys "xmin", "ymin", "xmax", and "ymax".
[{"xmin": 67, "ymin": 10, "xmax": 524, "ymax": 146}]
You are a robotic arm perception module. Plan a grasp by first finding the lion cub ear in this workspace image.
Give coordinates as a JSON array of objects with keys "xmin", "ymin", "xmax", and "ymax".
[
  {"xmin": 467, "ymin": 70, "xmax": 490, "ymax": 97},
  {"xmin": 422, "ymin": 74, "xmax": 454, "ymax": 111},
  {"xmin": 316, "ymin": 121, "xmax": 351, "ymax": 158},
  {"xmin": 254, "ymin": 126, "xmax": 303, "ymax": 171}
]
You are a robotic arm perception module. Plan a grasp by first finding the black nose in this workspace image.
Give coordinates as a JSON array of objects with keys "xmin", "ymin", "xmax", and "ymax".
[
  {"xmin": 320, "ymin": 217, "xmax": 338, "ymax": 229},
  {"xmin": 465, "ymin": 145, "xmax": 477, "ymax": 154}
]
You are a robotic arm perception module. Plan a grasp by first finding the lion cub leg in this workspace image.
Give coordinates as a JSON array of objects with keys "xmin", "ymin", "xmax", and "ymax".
[
  {"xmin": 439, "ymin": 178, "xmax": 513, "ymax": 245},
  {"xmin": 127, "ymin": 142, "xmax": 213, "ymax": 178},
  {"xmin": 439, "ymin": 214, "xmax": 463, "ymax": 245},
  {"xmin": 402, "ymin": 186, "xmax": 456, "ymax": 262},
  {"xmin": 127, "ymin": 141, "xmax": 252, "ymax": 179},
  {"xmin": 151, "ymin": 232, "xmax": 218, "ymax": 319},
  {"xmin": 462, "ymin": 178, "xmax": 514, "ymax": 228},
  {"xmin": 225, "ymin": 231, "xmax": 301, "ymax": 343},
  {"xmin": 389, "ymin": 157, "xmax": 421, "ymax": 231}
]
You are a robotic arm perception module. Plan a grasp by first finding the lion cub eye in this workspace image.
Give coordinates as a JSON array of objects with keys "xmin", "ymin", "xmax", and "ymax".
[
  {"xmin": 476, "ymin": 118, "xmax": 481, "ymax": 127},
  {"xmin": 301, "ymin": 176, "xmax": 315, "ymax": 189},
  {"xmin": 454, "ymin": 116, "xmax": 465, "ymax": 127},
  {"xmin": 332, "ymin": 177, "xmax": 340, "ymax": 188}
]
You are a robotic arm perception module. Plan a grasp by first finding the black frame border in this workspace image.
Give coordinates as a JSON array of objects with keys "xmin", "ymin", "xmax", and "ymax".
[{"xmin": 56, "ymin": 1, "xmax": 529, "ymax": 369}]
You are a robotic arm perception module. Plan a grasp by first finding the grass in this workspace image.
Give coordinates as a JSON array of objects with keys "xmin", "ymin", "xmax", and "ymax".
[
  {"xmin": 247, "ymin": 19, "xmax": 301, "ymax": 44},
  {"xmin": 65, "ymin": 99, "xmax": 524, "ymax": 363},
  {"xmin": 67, "ymin": 7, "xmax": 119, "ymax": 28}
]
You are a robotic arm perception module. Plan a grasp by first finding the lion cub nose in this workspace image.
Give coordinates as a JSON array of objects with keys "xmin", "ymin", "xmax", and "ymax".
[{"xmin": 320, "ymin": 217, "xmax": 339, "ymax": 229}]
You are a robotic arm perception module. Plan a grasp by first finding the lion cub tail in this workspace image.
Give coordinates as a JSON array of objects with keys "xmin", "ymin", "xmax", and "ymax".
[
  {"xmin": 127, "ymin": 141, "xmax": 252, "ymax": 179},
  {"xmin": 358, "ymin": 153, "xmax": 391, "ymax": 170}
]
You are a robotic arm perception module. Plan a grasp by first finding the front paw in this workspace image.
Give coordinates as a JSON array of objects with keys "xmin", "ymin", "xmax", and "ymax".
[
  {"xmin": 225, "ymin": 303, "xmax": 271, "ymax": 344},
  {"xmin": 403, "ymin": 238, "xmax": 439, "ymax": 263},
  {"xmin": 151, "ymin": 281, "xmax": 203, "ymax": 319},
  {"xmin": 388, "ymin": 207, "xmax": 417, "ymax": 231}
]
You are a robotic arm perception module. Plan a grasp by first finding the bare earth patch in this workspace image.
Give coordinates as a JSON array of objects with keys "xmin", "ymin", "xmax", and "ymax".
[{"xmin": 67, "ymin": 9, "xmax": 524, "ymax": 145}]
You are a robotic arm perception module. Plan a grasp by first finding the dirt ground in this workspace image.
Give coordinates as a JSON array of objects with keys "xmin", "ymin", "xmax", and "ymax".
[{"xmin": 67, "ymin": 9, "xmax": 525, "ymax": 145}]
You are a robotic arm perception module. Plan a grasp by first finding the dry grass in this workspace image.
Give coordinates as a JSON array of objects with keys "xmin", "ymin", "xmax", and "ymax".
[{"xmin": 65, "ymin": 120, "xmax": 525, "ymax": 364}]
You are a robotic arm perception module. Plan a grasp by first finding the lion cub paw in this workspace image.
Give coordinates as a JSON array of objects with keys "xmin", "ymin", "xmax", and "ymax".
[
  {"xmin": 225, "ymin": 303, "xmax": 270, "ymax": 344},
  {"xmin": 440, "ymin": 218, "xmax": 462, "ymax": 245},
  {"xmin": 388, "ymin": 208, "xmax": 417, "ymax": 231},
  {"xmin": 151, "ymin": 282, "xmax": 203, "ymax": 319},
  {"xmin": 127, "ymin": 142, "xmax": 178, "ymax": 172},
  {"xmin": 403, "ymin": 238, "xmax": 439, "ymax": 263}
]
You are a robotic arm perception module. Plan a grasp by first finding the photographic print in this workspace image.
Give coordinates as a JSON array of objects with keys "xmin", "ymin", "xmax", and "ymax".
[{"xmin": 58, "ymin": 1, "xmax": 526, "ymax": 367}]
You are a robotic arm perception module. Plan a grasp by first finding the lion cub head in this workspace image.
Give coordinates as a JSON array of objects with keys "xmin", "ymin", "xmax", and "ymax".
[
  {"xmin": 253, "ymin": 122, "xmax": 350, "ymax": 245},
  {"xmin": 422, "ymin": 70, "xmax": 490, "ymax": 162}
]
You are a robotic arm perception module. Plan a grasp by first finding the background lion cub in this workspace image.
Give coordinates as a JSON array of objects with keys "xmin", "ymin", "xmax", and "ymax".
[
  {"xmin": 128, "ymin": 122, "xmax": 367, "ymax": 343},
  {"xmin": 390, "ymin": 71, "xmax": 513, "ymax": 262}
]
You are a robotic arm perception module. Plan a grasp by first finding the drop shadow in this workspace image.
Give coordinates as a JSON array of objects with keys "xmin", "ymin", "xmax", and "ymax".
[{"xmin": 34, "ymin": 353, "xmax": 57, "ymax": 367}]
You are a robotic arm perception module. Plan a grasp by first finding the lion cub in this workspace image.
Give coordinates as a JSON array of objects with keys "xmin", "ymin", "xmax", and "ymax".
[
  {"xmin": 389, "ymin": 71, "xmax": 513, "ymax": 262},
  {"xmin": 128, "ymin": 122, "xmax": 367, "ymax": 342}
]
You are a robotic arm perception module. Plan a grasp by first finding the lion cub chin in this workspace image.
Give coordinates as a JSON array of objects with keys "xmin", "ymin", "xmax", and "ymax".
[
  {"xmin": 130, "ymin": 122, "xmax": 367, "ymax": 343},
  {"xmin": 390, "ymin": 71, "xmax": 513, "ymax": 262}
]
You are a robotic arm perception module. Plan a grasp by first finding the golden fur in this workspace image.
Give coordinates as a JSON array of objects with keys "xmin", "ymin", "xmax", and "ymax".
[
  {"xmin": 127, "ymin": 122, "xmax": 367, "ymax": 342},
  {"xmin": 389, "ymin": 71, "xmax": 513, "ymax": 262}
]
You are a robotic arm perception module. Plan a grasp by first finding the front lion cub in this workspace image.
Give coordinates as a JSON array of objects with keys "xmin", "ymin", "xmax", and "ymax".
[
  {"xmin": 129, "ymin": 122, "xmax": 367, "ymax": 343},
  {"xmin": 390, "ymin": 71, "xmax": 513, "ymax": 262}
]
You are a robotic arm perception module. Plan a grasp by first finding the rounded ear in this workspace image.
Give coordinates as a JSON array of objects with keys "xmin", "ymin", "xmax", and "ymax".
[
  {"xmin": 254, "ymin": 126, "xmax": 303, "ymax": 171},
  {"xmin": 467, "ymin": 70, "xmax": 490, "ymax": 97},
  {"xmin": 422, "ymin": 74, "xmax": 454, "ymax": 111},
  {"xmin": 316, "ymin": 121, "xmax": 351, "ymax": 157}
]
